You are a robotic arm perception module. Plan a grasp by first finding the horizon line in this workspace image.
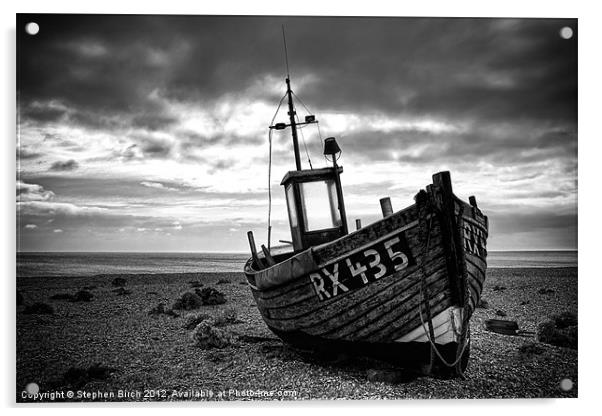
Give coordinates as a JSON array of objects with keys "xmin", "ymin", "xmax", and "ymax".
[{"xmin": 17, "ymin": 249, "xmax": 578, "ymax": 254}]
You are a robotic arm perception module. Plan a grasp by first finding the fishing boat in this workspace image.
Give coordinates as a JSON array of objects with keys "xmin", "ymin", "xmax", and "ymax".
[{"xmin": 244, "ymin": 74, "xmax": 489, "ymax": 376}]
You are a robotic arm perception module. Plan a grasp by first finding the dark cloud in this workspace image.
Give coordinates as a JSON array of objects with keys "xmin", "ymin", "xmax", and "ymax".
[
  {"xmin": 21, "ymin": 175, "xmax": 263, "ymax": 202},
  {"xmin": 16, "ymin": 15, "xmax": 577, "ymax": 251},
  {"xmin": 17, "ymin": 146, "xmax": 42, "ymax": 160},
  {"xmin": 17, "ymin": 180, "xmax": 55, "ymax": 201},
  {"xmin": 17, "ymin": 15, "xmax": 576, "ymax": 126},
  {"xmin": 49, "ymin": 159, "xmax": 79, "ymax": 171}
]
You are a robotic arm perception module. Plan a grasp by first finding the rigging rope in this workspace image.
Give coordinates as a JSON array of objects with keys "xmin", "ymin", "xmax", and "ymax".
[
  {"xmin": 295, "ymin": 112, "xmax": 313, "ymax": 169},
  {"xmin": 267, "ymin": 92, "xmax": 288, "ymax": 249},
  {"xmin": 292, "ymin": 91, "xmax": 325, "ymax": 166}
]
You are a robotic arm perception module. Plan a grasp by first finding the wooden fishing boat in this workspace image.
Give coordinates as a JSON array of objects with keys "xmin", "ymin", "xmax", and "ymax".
[{"xmin": 244, "ymin": 75, "xmax": 488, "ymax": 376}]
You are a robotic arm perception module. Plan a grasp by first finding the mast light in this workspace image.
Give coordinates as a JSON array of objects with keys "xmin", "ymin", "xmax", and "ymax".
[{"xmin": 323, "ymin": 137, "xmax": 341, "ymax": 157}]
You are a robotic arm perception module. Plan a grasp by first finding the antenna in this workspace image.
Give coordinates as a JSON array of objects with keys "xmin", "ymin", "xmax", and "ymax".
[{"xmin": 282, "ymin": 25, "xmax": 290, "ymax": 78}]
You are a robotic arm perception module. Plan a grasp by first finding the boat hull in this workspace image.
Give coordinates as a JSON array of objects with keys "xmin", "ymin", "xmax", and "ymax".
[{"xmin": 244, "ymin": 172, "xmax": 488, "ymax": 375}]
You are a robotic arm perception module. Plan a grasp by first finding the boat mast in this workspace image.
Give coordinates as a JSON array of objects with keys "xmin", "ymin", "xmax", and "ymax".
[
  {"xmin": 286, "ymin": 77, "xmax": 302, "ymax": 171},
  {"xmin": 281, "ymin": 26, "xmax": 302, "ymax": 171}
]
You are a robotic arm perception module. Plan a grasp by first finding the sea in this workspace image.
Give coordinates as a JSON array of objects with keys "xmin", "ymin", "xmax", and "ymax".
[{"xmin": 16, "ymin": 251, "xmax": 577, "ymax": 278}]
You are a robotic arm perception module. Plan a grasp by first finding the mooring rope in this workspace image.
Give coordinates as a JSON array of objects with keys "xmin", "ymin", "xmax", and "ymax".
[{"xmin": 417, "ymin": 196, "xmax": 469, "ymax": 375}]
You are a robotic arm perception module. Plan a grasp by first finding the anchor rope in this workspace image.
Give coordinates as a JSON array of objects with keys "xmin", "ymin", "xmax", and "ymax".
[{"xmin": 417, "ymin": 197, "xmax": 470, "ymax": 375}]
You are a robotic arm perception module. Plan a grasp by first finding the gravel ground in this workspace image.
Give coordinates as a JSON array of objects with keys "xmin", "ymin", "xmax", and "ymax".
[{"xmin": 16, "ymin": 267, "xmax": 577, "ymax": 402}]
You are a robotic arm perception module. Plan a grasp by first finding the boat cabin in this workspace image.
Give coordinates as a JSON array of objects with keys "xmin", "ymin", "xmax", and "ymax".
[
  {"xmin": 265, "ymin": 76, "xmax": 350, "ymax": 253},
  {"xmin": 282, "ymin": 164, "xmax": 349, "ymax": 252}
]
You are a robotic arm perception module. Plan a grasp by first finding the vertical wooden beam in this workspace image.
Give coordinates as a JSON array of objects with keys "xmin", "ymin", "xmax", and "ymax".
[
  {"xmin": 355, "ymin": 219, "xmax": 362, "ymax": 230},
  {"xmin": 247, "ymin": 231, "xmax": 265, "ymax": 269},
  {"xmin": 431, "ymin": 172, "xmax": 466, "ymax": 306},
  {"xmin": 380, "ymin": 197, "xmax": 393, "ymax": 218},
  {"xmin": 261, "ymin": 244, "xmax": 276, "ymax": 266},
  {"xmin": 469, "ymin": 196, "xmax": 478, "ymax": 208}
]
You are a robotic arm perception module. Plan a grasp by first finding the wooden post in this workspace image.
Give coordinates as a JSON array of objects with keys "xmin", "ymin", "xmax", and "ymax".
[
  {"xmin": 431, "ymin": 171, "xmax": 466, "ymax": 306},
  {"xmin": 247, "ymin": 231, "xmax": 265, "ymax": 269},
  {"xmin": 261, "ymin": 244, "xmax": 276, "ymax": 266},
  {"xmin": 380, "ymin": 197, "xmax": 393, "ymax": 218},
  {"xmin": 469, "ymin": 196, "xmax": 478, "ymax": 208},
  {"xmin": 355, "ymin": 219, "xmax": 362, "ymax": 230}
]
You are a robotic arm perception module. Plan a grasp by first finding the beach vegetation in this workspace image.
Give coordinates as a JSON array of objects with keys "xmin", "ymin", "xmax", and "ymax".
[
  {"xmin": 194, "ymin": 287, "xmax": 226, "ymax": 305},
  {"xmin": 112, "ymin": 277, "xmax": 127, "ymax": 287},
  {"xmin": 23, "ymin": 302, "xmax": 54, "ymax": 314},
  {"xmin": 190, "ymin": 321, "xmax": 235, "ymax": 349},
  {"xmin": 213, "ymin": 307, "xmax": 239, "ymax": 326},
  {"xmin": 62, "ymin": 363, "xmax": 116, "ymax": 389},
  {"xmin": 71, "ymin": 290, "xmax": 94, "ymax": 302},
  {"xmin": 148, "ymin": 302, "xmax": 179, "ymax": 317},
  {"xmin": 183, "ymin": 313, "xmax": 211, "ymax": 330},
  {"xmin": 537, "ymin": 312, "xmax": 577, "ymax": 349},
  {"xmin": 172, "ymin": 292, "xmax": 204, "ymax": 310}
]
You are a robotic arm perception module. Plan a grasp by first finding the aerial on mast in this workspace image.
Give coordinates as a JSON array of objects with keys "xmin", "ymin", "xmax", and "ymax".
[{"xmin": 269, "ymin": 26, "xmax": 317, "ymax": 171}]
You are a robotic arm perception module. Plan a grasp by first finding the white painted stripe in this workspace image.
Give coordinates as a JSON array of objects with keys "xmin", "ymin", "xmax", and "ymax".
[
  {"xmin": 394, "ymin": 306, "xmax": 463, "ymax": 345},
  {"xmin": 318, "ymin": 216, "xmax": 430, "ymax": 268}
]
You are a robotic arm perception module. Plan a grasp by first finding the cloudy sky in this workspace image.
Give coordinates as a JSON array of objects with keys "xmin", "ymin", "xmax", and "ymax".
[{"xmin": 16, "ymin": 14, "xmax": 577, "ymax": 252}]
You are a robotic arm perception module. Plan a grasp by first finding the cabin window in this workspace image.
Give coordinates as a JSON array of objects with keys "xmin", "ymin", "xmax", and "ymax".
[{"xmin": 299, "ymin": 180, "xmax": 341, "ymax": 231}]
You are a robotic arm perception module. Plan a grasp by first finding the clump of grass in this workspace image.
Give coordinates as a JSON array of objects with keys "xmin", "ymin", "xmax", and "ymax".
[
  {"xmin": 172, "ymin": 292, "xmax": 204, "ymax": 310},
  {"xmin": 537, "ymin": 311, "xmax": 577, "ymax": 349},
  {"xmin": 50, "ymin": 293, "xmax": 75, "ymax": 301},
  {"xmin": 112, "ymin": 277, "xmax": 127, "ymax": 287},
  {"xmin": 23, "ymin": 302, "xmax": 54, "ymax": 315},
  {"xmin": 70, "ymin": 290, "xmax": 94, "ymax": 302},
  {"xmin": 112, "ymin": 287, "xmax": 132, "ymax": 296},
  {"xmin": 477, "ymin": 298, "xmax": 489, "ymax": 309},
  {"xmin": 182, "ymin": 313, "xmax": 211, "ymax": 330},
  {"xmin": 213, "ymin": 307, "xmax": 239, "ymax": 327},
  {"xmin": 148, "ymin": 302, "xmax": 179, "ymax": 318},
  {"xmin": 190, "ymin": 321, "xmax": 235, "ymax": 349},
  {"xmin": 552, "ymin": 311, "xmax": 577, "ymax": 328},
  {"xmin": 518, "ymin": 342, "xmax": 545, "ymax": 356},
  {"xmin": 217, "ymin": 278, "xmax": 230, "ymax": 285},
  {"xmin": 492, "ymin": 285, "xmax": 506, "ymax": 291},
  {"xmin": 189, "ymin": 281, "xmax": 204, "ymax": 288},
  {"xmin": 537, "ymin": 287, "xmax": 555, "ymax": 295},
  {"xmin": 62, "ymin": 363, "xmax": 116, "ymax": 388},
  {"xmin": 194, "ymin": 287, "xmax": 226, "ymax": 306}
]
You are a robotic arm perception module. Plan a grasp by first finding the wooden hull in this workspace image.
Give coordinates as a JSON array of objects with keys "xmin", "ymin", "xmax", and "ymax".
[{"xmin": 245, "ymin": 172, "xmax": 488, "ymax": 373}]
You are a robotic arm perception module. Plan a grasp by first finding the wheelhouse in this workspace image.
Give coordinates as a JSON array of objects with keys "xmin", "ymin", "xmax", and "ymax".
[{"xmin": 282, "ymin": 167, "xmax": 348, "ymax": 251}]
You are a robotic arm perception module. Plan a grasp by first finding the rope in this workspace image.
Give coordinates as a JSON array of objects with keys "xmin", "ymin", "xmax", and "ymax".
[
  {"xmin": 416, "ymin": 198, "xmax": 469, "ymax": 375},
  {"xmin": 267, "ymin": 93, "xmax": 288, "ymax": 248},
  {"xmin": 267, "ymin": 129, "xmax": 273, "ymax": 249},
  {"xmin": 293, "ymin": 91, "xmax": 324, "ymax": 163},
  {"xmin": 295, "ymin": 112, "xmax": 313, "ymax": 169}
]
